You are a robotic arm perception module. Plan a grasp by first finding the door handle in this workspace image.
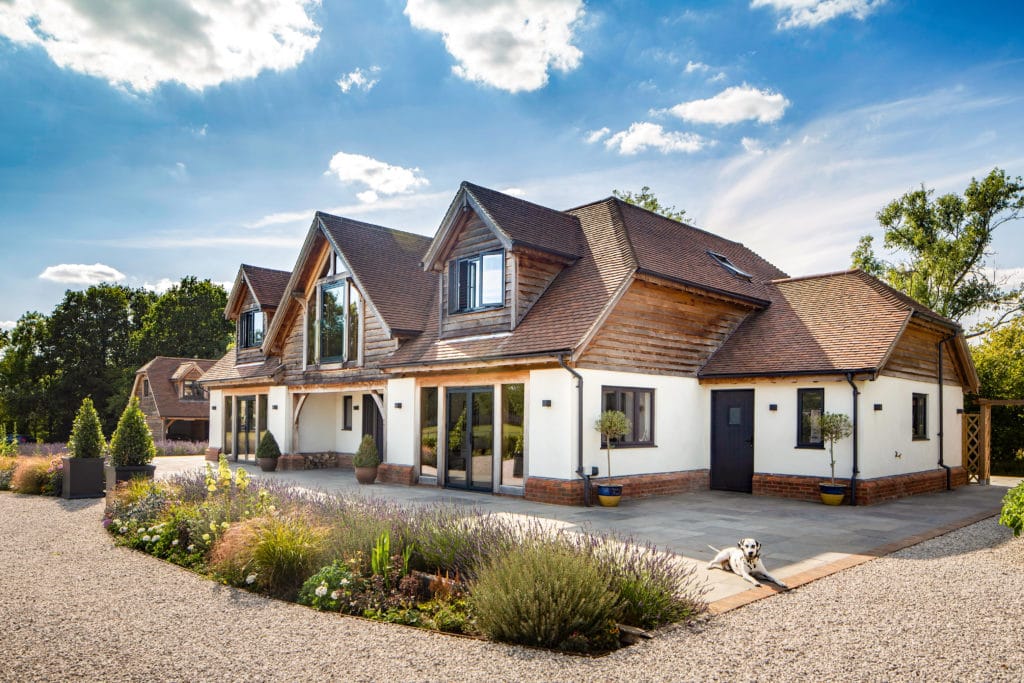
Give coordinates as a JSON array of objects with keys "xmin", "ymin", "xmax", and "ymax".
[{"xmin": 744, "ymin": 437, "xmax": 754, "ymax": 445}]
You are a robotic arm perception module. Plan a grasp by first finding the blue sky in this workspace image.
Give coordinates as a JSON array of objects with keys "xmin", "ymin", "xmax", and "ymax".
[{"xmin": 2, "ymin": 0, "xmax": 1022, "ymax": 328}]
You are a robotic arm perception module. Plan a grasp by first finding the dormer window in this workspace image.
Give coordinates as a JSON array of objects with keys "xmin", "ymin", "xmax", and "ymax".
[
  {"xmin": 450, "ymin": 251, "xmax": 504, "ymax": 313},
  {"xmin": 239, "ymin": 308, "xmax": 265, "ymax": 348},
  {"xmin": 306, "ymin": 276, "xmax": 361, "ymax": 366},
  {"xmin": 708, "ymin": 251, "xmax": 752, "ymax": 281}
]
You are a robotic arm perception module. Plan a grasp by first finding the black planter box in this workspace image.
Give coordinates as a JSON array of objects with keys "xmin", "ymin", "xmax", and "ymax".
[
  {"xmin": 62, "ymin": 457, "xmax": 105, "ymax": 499},
  {"xmin": 104, "ymin": 463, "xmax": 157, "ymax": 495}
]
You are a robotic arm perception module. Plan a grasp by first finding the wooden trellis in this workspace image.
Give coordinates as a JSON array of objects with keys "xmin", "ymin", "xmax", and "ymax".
[{"xmin": 961, "ymin": 413, "xmax": 984, "ymax": 483}]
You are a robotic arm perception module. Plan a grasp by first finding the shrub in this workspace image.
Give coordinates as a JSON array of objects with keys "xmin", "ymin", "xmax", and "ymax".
[
  {"xmin": 210, "ymin": 514, "xmax": 328, "ymax": 600},
  {"xmin": 1000, "ymin": 481, "xmax": 1024, "ymax": 536},
  {"xmin": 153, "ymin": 440, "xmax": 208, "ymax": 456},
  {"xmin": 297, "ymin": 561, "xmax": 360, "ymax": 612},
  {"xmin": 106, "ymin": 479, "xmax": 178, "ymax": 533},
  {"xmin": 256, "ymin": 431, "xmax": 281, "ymax": 460},
  {"xmin": 471, "ymin": 541, "xmax": 621, "ymax": 652},
  {"xmin": 41, "ymin": 457, "xmax": 63, "ymax": 495},
  {"xmin": 353, "ymin": 434, "xmax": 379, "ymax": 468},
  {"xmin": 68, "ymin": 397, "xmax": 106, "ymax": 459},
  {"xmin": 109, "ymin": 397, "xmax": 157, "ymax": 466},
  {"xmin": 0, "ymin": 456, "xmax": 17, "ymax": 490},
  {"xmin": 596, "ymin": 410, "xmax": 630, "ymax": 478},
  {"xmin": 11, "ymin": 457, "xmax": 51, "ymax": 494}
]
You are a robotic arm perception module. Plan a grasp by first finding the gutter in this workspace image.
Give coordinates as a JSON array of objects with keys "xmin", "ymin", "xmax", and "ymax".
[
  {"xmin": 845, "ymin": 373, "xmax": 860, "ymax": 506},
  {"xmin": 558, "ymin": 354, "xmax": 591, "ymax": 507},
  {"xmin": 385, "ymin": 349, "xmax": 573, "ymax": 369},
  {"xmin": 937, "ymin": 334, "xmax": 957, "ymax": 490}
]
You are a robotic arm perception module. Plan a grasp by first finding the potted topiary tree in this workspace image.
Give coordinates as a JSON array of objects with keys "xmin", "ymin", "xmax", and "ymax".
[
  {"xmin": 818, "ymin": 412, "xmax": 853, "ymax": 505},
  {"xmin": 63, "ymin": 397, "xmax": 107, "ymax": 499},
  {"xmin": 353, "ymin": 434, "xmax": 380, "ymax": 484},
  {"xmin": 595, "ymin": 410, "xmax": 631, "ymax": 507},
  {"xmin": 256, "ymin": 431, "xmax": 281, "ymax": 472},
  {"xmin": 105, "ymin": 396, "xmax": 157, "ymax": 493}
]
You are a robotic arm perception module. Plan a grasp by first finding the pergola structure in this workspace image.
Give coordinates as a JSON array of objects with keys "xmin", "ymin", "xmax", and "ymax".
[{"xmin": 964, "ymin": 398, "xmax": 1024, "ymax": 484}]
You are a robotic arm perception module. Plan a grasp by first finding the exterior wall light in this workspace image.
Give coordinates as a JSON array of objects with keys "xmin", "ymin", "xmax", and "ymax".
[
  {"xmin": 768, "ymin": 404, "xmax": 777, "ymax": 411},
  {"xmin": 874, "ymin": 403, "xmax": 883, "ymax": 411},
  {"xmin": 541, "ymin": 399, "xmax": 552, "ymax": 407},
  {"xmin": 394, "ymin": 402, "xmax": 403, "ymax": 409}
]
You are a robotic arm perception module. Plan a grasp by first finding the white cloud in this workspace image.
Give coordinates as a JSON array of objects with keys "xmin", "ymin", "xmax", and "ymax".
[
  {"xmin": 191, "ymin": 124, "xmax": 207, "ymax": 137},
  {"xmin": 708, "ymin": 72, "xmax": 727, "ymax": 83},
  {"xmin": 337, "ymin": 66, "xmax": 381, "ymax": 93},
  {"xmin": 751, "ymin": 0, "xmax": 886, "ymax": 30},
  {"xmin": 685, "ymin": 60, "xmax": 709, "ymax": 73},
  {"xmin": 585, "ymin": 127, "xmax": 610, "ymax": 144},
  {"xmin": 0, "ymin": 0, "xmax": 321, "ymax": 92},
  {"xmin": 170, "ymin": 162, "xmax": 188, "ymax": 181},
  {"xmin": 245, "ymin": 191, "xmax": 453, "ymax": 230},
  {"xmin": 501, "ymin": 187, "xmax": 526, "ymax": 197},
  {"xmin": 604, "ymin": 122, "xmax": 710, "ymax": 155},
  {"xmin": 665, "ymin": 85, "xmax": 790, "ymax": 125},
  {"xmin": 0, "ymin": 321, "xmax": 16, "ymax": 332},
  {"xmin": 142, "ymin": 278, "xmax": 177, "ymax": 294},
  {"xmin": 325, "ymin": 151, "xmax": 429, "ymax": 201},
  {"xmin": 404, "ymin": 0, "xmax": 584, "ymax": 93},
  {"xmin": 39, "ymin": 263, "xmax": 126, "ymax": 285}
]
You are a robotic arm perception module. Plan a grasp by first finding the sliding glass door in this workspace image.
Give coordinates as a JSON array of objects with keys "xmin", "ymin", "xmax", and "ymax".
[{"xmin": 445, "ymin": 387, "xmax": 493, "ymax": 492}]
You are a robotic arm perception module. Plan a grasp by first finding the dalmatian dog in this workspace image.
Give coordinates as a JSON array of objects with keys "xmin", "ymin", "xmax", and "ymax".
[{"xmin": 707, "ymin": 538, "xmax": 789, "ymax": 589}]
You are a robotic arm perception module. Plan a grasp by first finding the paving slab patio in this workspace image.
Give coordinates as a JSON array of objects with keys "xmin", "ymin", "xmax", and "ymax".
[{"xmin": 155, "ymin": 456, "xmax": 1011, "ymax": 606}]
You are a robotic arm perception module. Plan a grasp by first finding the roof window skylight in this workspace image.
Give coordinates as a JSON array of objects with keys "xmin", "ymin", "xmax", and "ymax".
[{"xmin": 708, "ymin": 251, "xmax": 753, "ymax": 280}]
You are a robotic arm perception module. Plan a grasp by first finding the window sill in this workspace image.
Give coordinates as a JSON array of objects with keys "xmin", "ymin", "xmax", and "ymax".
[
  {"xmin": 602, "ymin": 443, "xmax": 657, "ymax": 450},
  {"xmin": 451, "ymin": 305, "xmax": 504, "ymax": 315},
  {"xmin": 912, "ymin": 436, "xmax": 930, "ymax": 441},
  {"xmin": 795, "ymin": 444, "xmax": 825, "ymax": 450}
]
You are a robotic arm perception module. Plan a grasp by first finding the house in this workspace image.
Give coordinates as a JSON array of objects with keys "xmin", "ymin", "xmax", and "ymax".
[
  {"xmin": 131, "ymin": 356, "xmax": 219, "ymax": 441},
  {"xmin": 200, "ymin": 182, "xmax": 979, "ymax": 505}
]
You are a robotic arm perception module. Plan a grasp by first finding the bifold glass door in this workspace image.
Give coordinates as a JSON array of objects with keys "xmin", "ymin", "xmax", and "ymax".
[{"xmin": 445, "ymin": 387, "xmax": 493, "ymax": 492}]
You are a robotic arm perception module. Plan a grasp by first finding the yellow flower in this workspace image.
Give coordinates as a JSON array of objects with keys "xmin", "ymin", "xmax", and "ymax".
[
  {"xmin": 207, "ymin": 484, "xmax": 217, "ymax": 493},
  {"xmin": 202, "ymin": 533, "xmax": 211, "ymax": 541},
  {"xmin": 210, "ymin": 521, "xmax": 218, "ymax": 532},
  {"xmin": 220, "ymin": 521, "xmax": 229, "ymax": 530}
]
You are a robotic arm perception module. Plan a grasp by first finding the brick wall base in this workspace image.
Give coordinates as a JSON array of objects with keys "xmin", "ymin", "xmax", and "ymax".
[
  {"xmin": 752, "ymin": 467, "xmax": 968, "ymax": 506},
  {"xmin": 525, "ymin": 470, "xmax": 710, "ymax": 506},
  {"xmin": 276, "ymin": 454, "xmax": 306, "ymax": 471},
  {"xmin": 204, "ymin": 447, "xmax": 221, "ymax": 463},
  {"xmin": 377, "ymin": 463, "xmax": 416, "ymax": 486}
]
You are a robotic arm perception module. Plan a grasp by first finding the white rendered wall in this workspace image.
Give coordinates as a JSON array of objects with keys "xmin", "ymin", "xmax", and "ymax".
[
  {"xmin": 579, "ymin": 368, "xmax": 704, "ymax": 478},
  {"xmin": 386, "ymin": 379, "xmax": 417, "ymax": 466},
  {"xmin": 208, "ymin": 390, "xmax": 223, "ymax": 449},
  {"xmin": 267, "ymin": 386, "xmax": 290, "ymax": 452},
  {"xmin": 298, "ymin": 393, "xmax": 337, "ymax": 452},
  {"xmin": 527, "ymin": 368, "xmax": 576, "ymax": 479},
  {"xmin": 333, "ymin": 393, "xmax": 364, "ymax": 454}
]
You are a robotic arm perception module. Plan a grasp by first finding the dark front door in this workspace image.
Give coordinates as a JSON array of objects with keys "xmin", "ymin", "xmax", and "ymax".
[
  {"xmin": 362, "ymin": 395, "xmax": 384, "ymax": 459},
  {"xmin": 711, "ymin": 389, "xmax": 755, "ymax": 493},
  {"xmin": 445, "ymin": 387, "xmax": 494, "ymax": 492}
]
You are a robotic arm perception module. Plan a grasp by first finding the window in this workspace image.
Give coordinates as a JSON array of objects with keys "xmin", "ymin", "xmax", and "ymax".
[
  {"xmin": 797, "ymin": 388, "xmax": 824, "ymax": 448},
  {"xmin": 183, "ymin": 381, "xmax": 206, "ymax": 400},
  {"xmin": 449, "ymin": 251, "xmax": 504, "ymax": 313},
  {"xmin": 420, "ymin": 387, "xmax": 438, "ymax": 478},
  {"xmin": 239, "ymin": 309, "xmax": 264, "ymax": 348},
  {"xmin": 501, "ymin": 383, "xmax": 525, "ymax": 487},
  {"xmin": 912, "ymin": 393, "xmax": 928, "ymax": 440},
  {"xmin": 342, "ymin": 395, "xmax": 353, "ymax": 431},
  {"xmin": 708, "ymin": 251, "xmax": 752, "ymax": 280},
  {"xmin": 601, "ymin": 387, "xmax": 654, "ymax": 447},
  {"xmin": 306, "ymin": 276, "xmax": 361, "ymax": 366},
  {"xmin": 142, "ymin": 379, "xmax": 150, "ymax": 397}
]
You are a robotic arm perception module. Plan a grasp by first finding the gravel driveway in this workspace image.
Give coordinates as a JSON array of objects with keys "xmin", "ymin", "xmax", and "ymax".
[{"xmin": 2, "ymin": 493, "xmax": 1022, "ymax": 682}]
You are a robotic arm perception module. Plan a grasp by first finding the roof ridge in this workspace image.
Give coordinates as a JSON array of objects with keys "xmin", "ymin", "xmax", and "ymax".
[
  {"xmin": 610, "ymin": 197, "xmax": 749, "ymax": 247},
  {"xmin": 316, "ymin": 211, "xmax": 432, "ymax": 242},
  {"xmin": 770, "ymin": 268, "xmax": 859, "ymax": 284},
  {"xmin": 460, "ymin": 181, "xmax": 573, "ymax": 219},
  {"xmin": 606, "ymin": 198, "xmax": 639, "ymax": 271}
]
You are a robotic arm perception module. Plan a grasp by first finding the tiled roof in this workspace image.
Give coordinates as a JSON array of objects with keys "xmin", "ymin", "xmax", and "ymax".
[
  {"xmin": 317, "ymin": 213, "xmax": 435, "ymax": 334},
  {"xmin": 613, "ymin": 200, "xmax": 787, "ymax": 303},
  {"xmin": 198, "ymin": 349, "xmax": 283, "ymax": 386},
  {"xmin": 136, "ymin": 356, "xmax": 218, "ymax": 418},
  {"xmin": 462, "ymin": 182, "xmax": 584, "ymax": 259},
  {"xmin": 699, "ymin": 269, "xmax": 946, "ymax": 377},
  {"xmin": 241, "ymin": 265, "xmax": 292, "ymax": 309}
]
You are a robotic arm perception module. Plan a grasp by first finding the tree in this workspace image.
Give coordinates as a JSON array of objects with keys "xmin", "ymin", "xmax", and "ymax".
[
  {"xmin": 68, "ymin": 397, "xmax": 106, "ymax": 459},
  {"xmin": 851, "ymin": 167, "xmax": 1024, "ymax": 337},
  {"xmin": 972, "ymin": 316, "xmax": 1024, "ymax": 470},
  {"xmin": 612, "ymin": 186, "xmax": 688, "ymax": 223},
  {"xmin": 134, "ymin": 277, "xmax": 233, "ymax": 361},
  {"xmin": 595, "ymin": 410, "xmax": 630, "ymax": 479},
  {"xmin": 109, "ymin": 396, "xmax": 156, "ymax": 466},
  {"xmin": 0, "ymin": 312, "xmax": 53, "ymax": 440},
  {"xmin": 818, "ymin": 413, "xmax": 853, "ymax": 485}
]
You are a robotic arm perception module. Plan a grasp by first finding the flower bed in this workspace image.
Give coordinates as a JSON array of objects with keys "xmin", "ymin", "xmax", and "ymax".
[
  {"xmin": 1, "ymin": 455, "xmax": 63, "ymax": 495},
  {"xmin": 104, "ymin": 457, "xmax": 707, "ymax": 653}
]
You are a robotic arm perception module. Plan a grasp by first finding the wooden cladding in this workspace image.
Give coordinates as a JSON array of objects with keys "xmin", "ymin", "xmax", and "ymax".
[
  {"xmin": 578, "ymin": 279, "xmax": 752, "ymax": 376},
  {"xmin": 440, "ymin": 210, "xmax": 512, "ymax": 338},
  {"xmin": 515, "ymin": 252, "xmax": 564, "ymax": 326},
  {"xmin": 880, "ymin": 321, "xmax": 963, "ymax": 386}
]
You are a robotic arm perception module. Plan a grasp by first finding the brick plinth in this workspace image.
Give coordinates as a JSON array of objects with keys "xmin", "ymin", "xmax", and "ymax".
[
  {"xmin": 205, "ymin": 447, "xmax": 221, "ymax": 463},
  {"xmin": 753, "ymin": 467, "xmax": 968, "ymax": 505},
  {"xmin": 276, "ymin": 454, "xmax": 306, "ymax": 471},
  {"xmin": 377, "ymin": 463, "xmax": 416, "ymax": 485},
  {"xmin": 525, "ymin": 470, "xmax": 710, "ymax": 506}
]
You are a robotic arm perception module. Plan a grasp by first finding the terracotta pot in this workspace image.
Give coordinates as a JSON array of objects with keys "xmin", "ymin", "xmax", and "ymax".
[
  {"xmin": 257, "ymin": 457, "xmax": 278, "ymax": 472},
  {"xmin": 355, "ymin": 465, "xmax": 378, "ymax": 485}
]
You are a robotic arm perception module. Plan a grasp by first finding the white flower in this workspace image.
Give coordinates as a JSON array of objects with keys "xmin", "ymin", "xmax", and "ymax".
[
  {"xmin": 137, "ymin": 528, "xmax": 145, "ymax": 535},
  {"xmin": 330, "ymin": 590, "xmax": 341, "ymax": 600},
  {"xmin": 187, "ymin": 544, "xmax": 195, "ymax": 552},
  {"xmin": 339, "ymin": 578, "xmax": 350, "ymax": 586},
  {"xmin": 245, "ymin": 574, "xmax": 258, "ymax": 585},
  {"xmin": 113, "ymin": 518, "xmax": 122, "ymax": 525},
  {"xmin": 314, "ymin": 584, "xmax": 328, "ymax": 597},
  {"xmin": 119, "ymin": 527, "xmax": 128, "ymax": 534},
  {"xmin": 171, "ymin": 539, "xmax": 179, "ymax": 547},
  {"xmin": 142, "ymin": 536, "xmax": 151, "ymax": 542}
]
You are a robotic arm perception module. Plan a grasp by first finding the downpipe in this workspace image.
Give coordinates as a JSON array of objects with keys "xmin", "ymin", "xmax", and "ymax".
[
  {"xmin": 937, "ymin": 334, "xmax": 956, "ymax": 491},
  {"xmin": 845, "ymin": 373, "xmax": 860, "ymax": 506},
  {"xmin": 558, "ymin": 354, "xmax": 590, "ymax": 506}
]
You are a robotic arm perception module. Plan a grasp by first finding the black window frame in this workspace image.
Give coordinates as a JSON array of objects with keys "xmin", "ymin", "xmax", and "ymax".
[
  {"xmin": 142, "ymin": 379, "xmax": 150, "ymax": 397},
  {"xmin": 307, "ymin": 276, "xmax": 361, "ymax": 367},
  {"xmin": 912, "ymin": 393, "xmax": 928, "ymax": 440},
  {"xmin": 238, "ymin": 308, "xmax": 264, "ymax": 349},
  {"xmin": 796, "ymin": 388, "xmax": 825, "ymax": 449},
  {"xmin": 707, "ymin": 250, "xmax": 753, "ymax": 281},
  {"xmin": 449, "ymin": 250, "xmax": 504, "ymax": 314},
  {"xmin": 342, "ymin": 395, "xmax": 353, "ymax": 431},
  {"xmin": 601, "ymin": 386, "xmax": 655, "ymax": 448}
]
